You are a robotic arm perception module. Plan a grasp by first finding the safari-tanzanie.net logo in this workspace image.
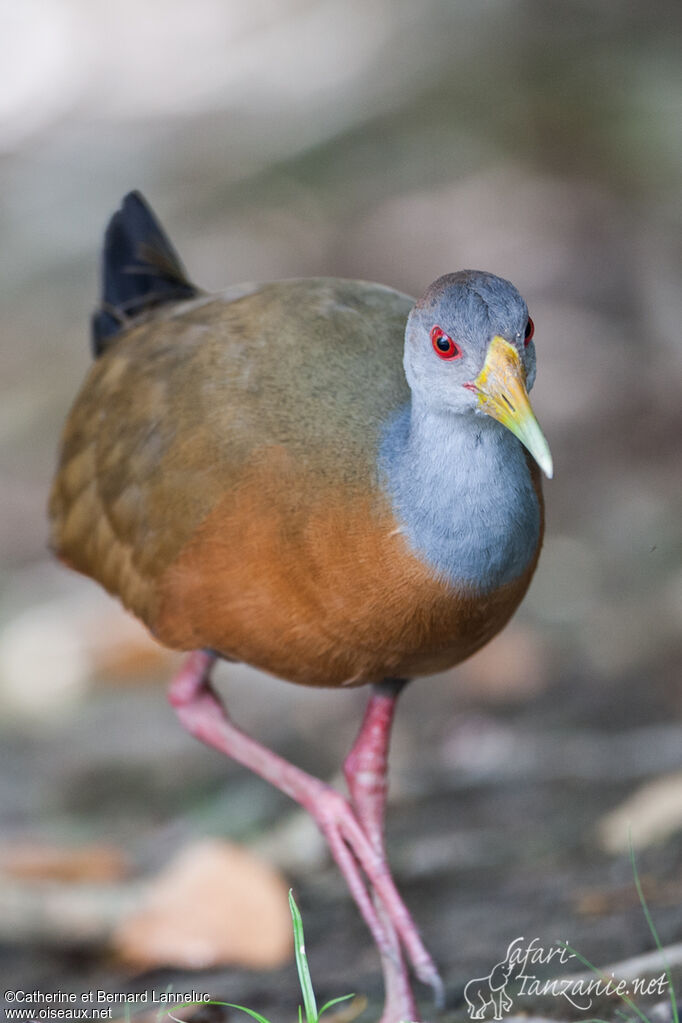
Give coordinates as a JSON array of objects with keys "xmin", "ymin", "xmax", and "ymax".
[{"xmin": 463, "ymin": 936, "xmax": 669, "ymax": 1021}]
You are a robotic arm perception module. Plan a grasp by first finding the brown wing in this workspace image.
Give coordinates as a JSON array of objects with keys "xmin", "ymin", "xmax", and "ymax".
[{"xmin": 49, "ymin": 279, "xmax": 413, "ymax": 630}]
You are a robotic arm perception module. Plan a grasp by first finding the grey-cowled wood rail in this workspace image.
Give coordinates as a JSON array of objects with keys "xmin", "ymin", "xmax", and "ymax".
[{"xmin": 49, "ymin": 192, "xmax": 552, "ymax": 1022}]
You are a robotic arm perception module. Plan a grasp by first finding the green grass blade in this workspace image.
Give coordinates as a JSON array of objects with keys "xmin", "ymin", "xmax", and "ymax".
[
  {"xmin": 557, "ymin": 942, "xmax": 652, "ymax": 1023},
  {"xmin": 166, "ymin": 1002, "xmax": 271, "ymax": 1023},
  {"xmin": 629, "ymin": 840, "xmax": 679, "ymax": 1023},
  {"xmin": 156, "ymin": 985, "xmax": 175, "ymax": 1023},
  {"xmin": 290, "ymin": 889, "xmax": 319, "ymax": 1023},
  {"xmin": 318, "ymin": 993, "xmax": 356, "ymax": 1017},
  {"xmin": 217, "ymin": 1005, "xmax": 272, "ymax": 1023}
]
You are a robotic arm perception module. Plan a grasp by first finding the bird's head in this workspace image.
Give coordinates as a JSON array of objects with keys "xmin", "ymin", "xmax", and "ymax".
[{"xmin": 404, "ymin": 270, "xmax": 553, "ymax": 478}]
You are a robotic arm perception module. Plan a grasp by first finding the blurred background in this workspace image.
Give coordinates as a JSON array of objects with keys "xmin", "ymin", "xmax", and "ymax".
[{"xmin": 1, "ymin": 0, "xmax": 681, "ymax": 1018}]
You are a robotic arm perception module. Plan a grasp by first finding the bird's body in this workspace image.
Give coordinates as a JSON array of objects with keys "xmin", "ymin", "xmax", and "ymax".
[
  {"xmin": 51, "ymin": 277, "xmax": 542, "ymax": 687},
  {"xmin": 49, "ymin": 193, "xmax": 552, "ymax": 1022}
]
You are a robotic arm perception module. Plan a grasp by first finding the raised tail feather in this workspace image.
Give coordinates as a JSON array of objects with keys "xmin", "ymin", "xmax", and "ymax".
[{"xmin": 91, "ymin": 191, "xmax": 199, "ymax": 356}]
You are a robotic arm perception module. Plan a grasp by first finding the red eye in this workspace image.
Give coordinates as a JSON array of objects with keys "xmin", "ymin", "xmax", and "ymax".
[
  {"xmin": 431, "ymin": 326, "xmax": 462, "ymax": 361},
  {"xmin": 524, "ymin": 317, "xmax": 535, "ymax": 346}
]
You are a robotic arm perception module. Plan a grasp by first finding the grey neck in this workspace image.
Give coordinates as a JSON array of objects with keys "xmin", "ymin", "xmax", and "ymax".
[{"xmin": 379, "ymin": 398, "xmax": 541, "ymax": 592}]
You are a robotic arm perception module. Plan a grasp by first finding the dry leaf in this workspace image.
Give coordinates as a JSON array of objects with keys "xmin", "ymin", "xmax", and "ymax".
[
  {"xmin": 0, "ymin": 590, "xmax": 175, "ymax": 717},
  {"xmin": 597, "ymin": 770, "xmax": 682, "ymax": 853},
  {"xmin": 114, "ymin": 839, "xmax": 292, "ymax": 969},
  {"xmin": 0, "ymin": 840, "xmax": 129, "ymax": 883}
]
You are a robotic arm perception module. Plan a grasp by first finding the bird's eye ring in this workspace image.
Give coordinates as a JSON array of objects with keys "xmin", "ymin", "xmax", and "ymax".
[
  {"xmin": 431, "ymin": 326, "xmax": 462, "ymax": 361},
  {"xmin": 524, "ymin": 317, "xmax": 535, "ymax": 346}
]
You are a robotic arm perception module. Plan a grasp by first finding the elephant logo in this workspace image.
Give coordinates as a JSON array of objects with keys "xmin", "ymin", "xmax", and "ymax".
[{"xmin": 464, "ymin": 946, "xmax": 517, "ymax": 1020}]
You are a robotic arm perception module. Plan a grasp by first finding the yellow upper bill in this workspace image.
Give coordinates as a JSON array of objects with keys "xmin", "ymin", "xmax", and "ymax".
[{"xmin": 471, "ymin": 335, "xmax": 553, "ymax": 479}]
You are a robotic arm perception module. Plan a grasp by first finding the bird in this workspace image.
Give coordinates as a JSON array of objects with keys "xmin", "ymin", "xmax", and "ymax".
[{"xmin": 49, "ymin": 192, "xmax": 552, "ymax": 1023}]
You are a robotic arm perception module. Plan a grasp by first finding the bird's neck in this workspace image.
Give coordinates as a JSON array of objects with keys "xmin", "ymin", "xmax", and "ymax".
[{"xmin": 379, "ymin": 399, "xmax": 541, "ymax": 592}]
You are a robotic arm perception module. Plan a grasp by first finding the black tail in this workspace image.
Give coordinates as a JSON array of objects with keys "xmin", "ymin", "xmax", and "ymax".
[{"xmin": 91, "ymin": 191, "xmax": 199, "ymax": 356}]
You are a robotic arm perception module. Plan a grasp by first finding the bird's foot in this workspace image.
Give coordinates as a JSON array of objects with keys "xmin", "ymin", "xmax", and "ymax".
[{"xmin": 302, "ymin": 781, "xmax": 444, "ymax": 1007}]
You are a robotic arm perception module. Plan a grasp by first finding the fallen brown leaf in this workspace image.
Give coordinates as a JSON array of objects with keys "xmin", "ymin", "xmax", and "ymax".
[
  {"xmin": 0, "ymin": 840, "xmax": 130, "ymax": 883},
  {"xmin": 114, "ymin": 839, "xmax": 292, "ymax": 970},
  {"xmin": 597, "ymin": 770, "xmax": 682, "ymax": 853}
]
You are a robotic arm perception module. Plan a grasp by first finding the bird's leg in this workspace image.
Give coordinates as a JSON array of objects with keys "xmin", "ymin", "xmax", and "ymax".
[
  {"xmin": 169, "ymin": 652, "xmax": 394, "ymax": 954},
  {"xmin": 344, "ymin": 679, "xmax": 428, "ymax": 1023},
  {"xmin": 343, "ymin": 684, "xmax": 444, "ymax": 1009},
  {"xmin": 344, "ymin": 681, "xmax": 407, "ymax": 850},
  {"xmin": 168, "ymin": 651, "xmax": 441, "ymax": 1021}
]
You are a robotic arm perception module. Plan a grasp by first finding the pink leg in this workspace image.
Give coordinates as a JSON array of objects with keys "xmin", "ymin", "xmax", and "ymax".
[
  {"xmin": 345, "ymin": 679, "xmax": 444, "ymax": 1022},
  {"xmin": 168, "ymin": 652, "xmax": 442, "ymax": 1022},
  {"xmin": 344, "ymin": 680, "xmax": 407, "ymax": 853}
]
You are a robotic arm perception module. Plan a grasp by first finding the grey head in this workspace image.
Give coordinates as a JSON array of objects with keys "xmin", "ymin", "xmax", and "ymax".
[{"xmin": 403, "ymin": 270, "xmax": 551, "ymax": 477}]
